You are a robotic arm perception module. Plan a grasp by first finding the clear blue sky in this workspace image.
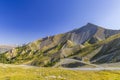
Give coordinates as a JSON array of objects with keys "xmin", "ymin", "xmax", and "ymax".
[{"xmin": 0, "ymin": 0, "xmax": 120, "ymax": 45}]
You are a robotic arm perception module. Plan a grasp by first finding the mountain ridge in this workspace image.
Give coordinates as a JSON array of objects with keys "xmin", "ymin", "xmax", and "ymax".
[
  {"xmin": 0, "ymin": 45, "xmax": 16, "ymax": 53},
  {"xmin": 1, "ymin": 23, "xmax": 120, "ymax": 68}
]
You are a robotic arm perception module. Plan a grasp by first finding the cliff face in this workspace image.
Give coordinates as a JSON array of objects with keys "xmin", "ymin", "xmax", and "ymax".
[{"xmin": 1, "ymin": 23, "xmax": 120, "ymax": 67}]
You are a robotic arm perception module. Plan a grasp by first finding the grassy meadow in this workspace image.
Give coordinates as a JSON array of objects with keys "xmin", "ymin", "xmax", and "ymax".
[{"xmin": 0, "ymin": 64, "xmax": 120, "ymax": 80}]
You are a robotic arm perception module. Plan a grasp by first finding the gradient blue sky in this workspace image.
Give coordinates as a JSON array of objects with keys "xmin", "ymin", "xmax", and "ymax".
[{"xmin": 0, "ymin": 0, "xmax": 120, "ymax": 45}]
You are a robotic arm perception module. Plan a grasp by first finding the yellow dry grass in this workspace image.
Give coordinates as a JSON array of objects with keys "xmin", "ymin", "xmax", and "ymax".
[{"xmin": 0, "ymin": 65, "xmax": 120, "ymax": 80}]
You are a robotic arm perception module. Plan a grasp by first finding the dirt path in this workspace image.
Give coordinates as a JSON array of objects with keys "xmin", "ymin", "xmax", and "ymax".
[{"xmin": 0, "ymin": 63, "xmax": 38, "ymax": 68}]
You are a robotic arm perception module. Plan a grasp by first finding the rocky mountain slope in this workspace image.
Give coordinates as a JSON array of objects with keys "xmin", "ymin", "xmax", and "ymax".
[{"xmin": 1, "ymin": 23, "xmax": 120, "ymax": 67}]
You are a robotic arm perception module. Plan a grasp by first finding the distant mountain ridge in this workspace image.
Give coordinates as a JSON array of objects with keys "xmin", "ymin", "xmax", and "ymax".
[
  {"xmin": 1, "ymin": 23, "xmax": 120, "ymax": 68},
  {"xmin": 0, "ymin": 45, "xmax": 15, "ymax": 53}
]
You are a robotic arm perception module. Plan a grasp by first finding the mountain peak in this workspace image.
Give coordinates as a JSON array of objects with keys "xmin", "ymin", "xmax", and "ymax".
[
  {"xmin": 84, "ymin": 23, "xmax": 107, "ymax": 30},
  {"xmin": 86, "ymin": 23, "xmax": 99, "ymax": 27},
  {"xmin": 87, "ymin": 22, "xmax": 95, "ymax": 25}
]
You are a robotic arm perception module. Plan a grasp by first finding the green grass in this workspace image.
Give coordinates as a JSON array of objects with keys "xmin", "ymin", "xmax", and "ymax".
[{"xmin": 0, "ymin": 65, "xmax": 120, "ymax": 80}]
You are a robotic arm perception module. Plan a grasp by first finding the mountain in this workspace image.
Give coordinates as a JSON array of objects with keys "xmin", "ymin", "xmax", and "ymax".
[
  {"xmin": 0, "ymin": 45, "xmax": 15, "ymax": 53},
  {"xmin": 1, "ymin": 23, "xmax": 120, "ymax": 67}
]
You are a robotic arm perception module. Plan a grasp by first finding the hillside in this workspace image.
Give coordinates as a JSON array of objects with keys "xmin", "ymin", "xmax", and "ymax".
[{"xmin": 1, "ymin": 23, "xmax": 120, "ymax": 67}]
